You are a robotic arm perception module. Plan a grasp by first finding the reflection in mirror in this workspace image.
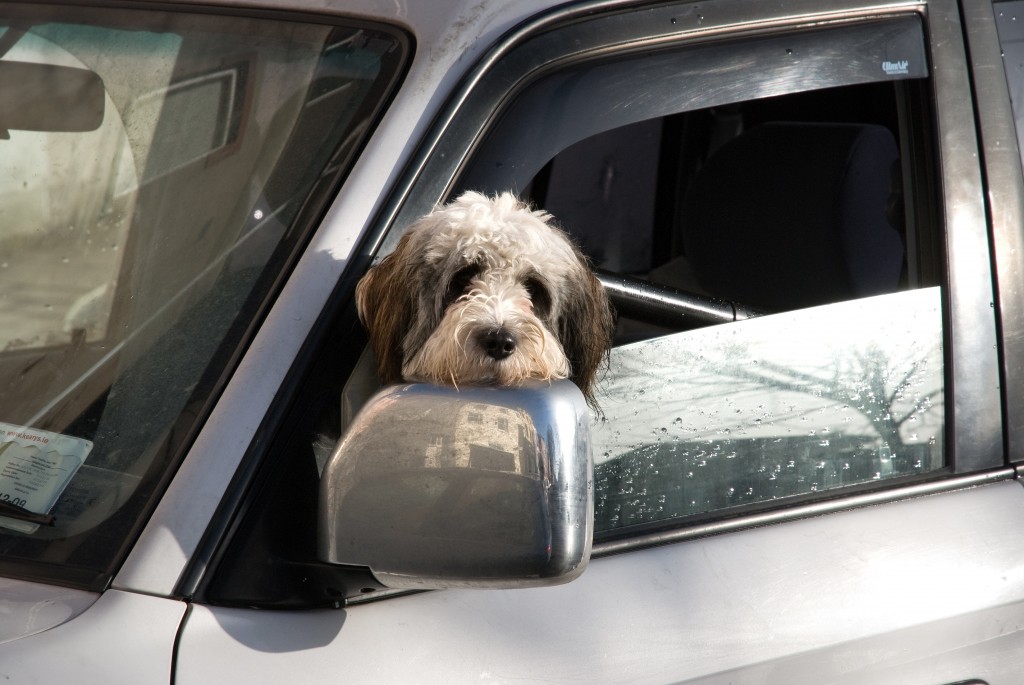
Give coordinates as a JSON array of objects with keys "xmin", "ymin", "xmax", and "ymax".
[
  {"xmin": 320, "ymin": 380, "xmax": 593, "ymax": 589},
  {"xmin": 593, "ymin": 288, "xmax": 944, "ymax": 532}
]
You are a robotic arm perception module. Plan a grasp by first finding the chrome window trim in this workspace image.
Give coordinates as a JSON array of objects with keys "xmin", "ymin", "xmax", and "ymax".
[
  {"xmin": 359, "ymin": 0, "xmax": 1005, "ymax": 543},
  {"xmin": 592, "ymin": 467, "xmax": 1017, "ymax": 556}
]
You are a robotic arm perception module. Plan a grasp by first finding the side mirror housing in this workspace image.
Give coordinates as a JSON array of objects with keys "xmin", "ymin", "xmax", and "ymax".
[{"xmin": 318, "ymin": 380, "xmax": 593, "ymax": 589}]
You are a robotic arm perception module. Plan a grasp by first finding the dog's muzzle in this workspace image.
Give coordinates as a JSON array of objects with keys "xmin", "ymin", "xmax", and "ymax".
[{"xmin": 478, "ymin": 328, "xmax": 516, "ymax": 361}]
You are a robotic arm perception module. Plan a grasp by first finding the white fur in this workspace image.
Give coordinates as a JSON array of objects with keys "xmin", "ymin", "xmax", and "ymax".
[
  {"xmin": 404, "ymin": 272, "xmax": 569, "ymax": 387},
  {"xmin": 356, "ymin": 191, "xmax": 614, "ymax": 405}
]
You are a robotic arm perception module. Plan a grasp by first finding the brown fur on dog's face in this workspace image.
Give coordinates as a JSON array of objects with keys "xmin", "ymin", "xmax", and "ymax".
[{"xmin": 356, "ymin": 192, "xmax": 614, "ymax": 407}]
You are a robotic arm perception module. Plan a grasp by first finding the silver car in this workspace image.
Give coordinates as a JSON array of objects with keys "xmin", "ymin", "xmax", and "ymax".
[{"xmin": 0, "ymin": 0, "xmax": 1022, "ymax": 682}]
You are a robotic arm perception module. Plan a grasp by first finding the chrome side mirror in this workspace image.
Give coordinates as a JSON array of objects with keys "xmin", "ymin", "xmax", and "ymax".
[{"xmin": 318, "ymin": 380, "xmax": 593, "ymax": 589}]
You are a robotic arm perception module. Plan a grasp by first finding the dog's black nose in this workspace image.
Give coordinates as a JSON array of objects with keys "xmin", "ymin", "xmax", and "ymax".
[{"xmin": 479, "ymin": 328, "xmax": 516, "ymax": 360}]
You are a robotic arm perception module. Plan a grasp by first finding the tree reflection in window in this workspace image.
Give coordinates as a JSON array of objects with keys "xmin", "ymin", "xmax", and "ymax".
[{"xmin": 592, "ymin": 287, "xmax": 944, "ymax": 531}]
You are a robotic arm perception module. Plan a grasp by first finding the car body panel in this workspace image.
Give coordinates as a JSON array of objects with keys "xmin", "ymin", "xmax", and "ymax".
[
  {"xmin": 176, "ymin": 481, "xmax": 1024, "ymax": 683},
  {"xmin": 0, "ymin": 589, "xmax": 184, "ymax": 683},
  {"xmin": 0, "ymin": 578, "xmax": 97, "ymax": 645}
]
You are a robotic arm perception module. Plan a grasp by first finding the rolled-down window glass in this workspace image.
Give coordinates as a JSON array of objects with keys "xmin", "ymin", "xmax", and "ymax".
[
  {"xmin": 0, "ymin": 4, "xmax": 406, "ymax": 590},
  {"xmin": 593, "ymin": 288, "xmax": 944, "ymax": 531}
]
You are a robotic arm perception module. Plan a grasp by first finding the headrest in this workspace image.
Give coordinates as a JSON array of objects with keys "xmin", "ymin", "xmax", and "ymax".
[{"xmin": 681, "ymin": 122, "xmax": 904, "ymax": 311}]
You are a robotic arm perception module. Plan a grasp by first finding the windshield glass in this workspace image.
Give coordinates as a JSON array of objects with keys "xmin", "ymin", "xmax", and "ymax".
[{"xmin": 0, "ymin": 4, "xmax": 406, "ymax": 590}]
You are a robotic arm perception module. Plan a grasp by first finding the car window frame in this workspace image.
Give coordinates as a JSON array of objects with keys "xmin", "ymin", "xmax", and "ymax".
[
  {"xmin": 973, "ymin": 0, "xmax": 1024, "ymax": 465},
  {"xmin": 191, "ymin": 0, "xmax": 1013, "ymax": 609},
  {"xmin": 359, "ymin": 0, "xmax": 1005, "ymax": 522}
]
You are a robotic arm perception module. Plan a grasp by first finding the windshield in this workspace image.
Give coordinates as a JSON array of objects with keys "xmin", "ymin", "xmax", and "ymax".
[{"xmin": 0, "ymin": 4, "xmax": 406, "ymax": 590}]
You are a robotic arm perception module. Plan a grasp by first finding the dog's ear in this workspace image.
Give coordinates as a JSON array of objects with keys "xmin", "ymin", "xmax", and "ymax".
[
  {"xmin": 355, "ymin": 241, "xmax": 416, "ymax": 385},
  {"xmin": 557, "ymin": 265, "xmax": 616, "ymax": 409}
]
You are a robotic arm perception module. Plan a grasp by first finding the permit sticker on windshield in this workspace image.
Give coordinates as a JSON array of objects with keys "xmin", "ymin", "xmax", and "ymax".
[{"xmin": 0, "ymin": 423, "xmax": 92, "ymax": 533}]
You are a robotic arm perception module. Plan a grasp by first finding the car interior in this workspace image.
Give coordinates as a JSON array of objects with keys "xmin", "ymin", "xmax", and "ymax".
[{"xmin": 518, "ymin": 79, "xmax": 939, "ymax": 344}]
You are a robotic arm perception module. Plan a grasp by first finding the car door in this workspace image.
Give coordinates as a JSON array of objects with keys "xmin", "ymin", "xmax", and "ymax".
[{"xmin": 175, "ymin": 0, "xmax": 1024, "ymax": 683}]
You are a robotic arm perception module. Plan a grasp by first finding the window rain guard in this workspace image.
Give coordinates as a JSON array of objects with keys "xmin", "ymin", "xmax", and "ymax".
[{"xmin": 461, "ymin": 15, "xmax": 927, "ymax": 195}]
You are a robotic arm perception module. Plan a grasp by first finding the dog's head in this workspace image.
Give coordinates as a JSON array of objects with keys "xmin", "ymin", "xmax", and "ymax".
[{"xmin": 356, "ymin": 191, "xmax": 614, "ymax": 407}]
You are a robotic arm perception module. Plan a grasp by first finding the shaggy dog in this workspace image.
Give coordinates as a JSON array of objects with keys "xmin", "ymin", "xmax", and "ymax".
[{"xmin": 355, "ymin": 191, "xmax": 614, "ymax": 407}]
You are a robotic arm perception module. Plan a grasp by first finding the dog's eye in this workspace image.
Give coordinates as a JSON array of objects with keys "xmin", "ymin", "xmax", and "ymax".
[
  {"xmin": 524, "ymin": 277, "xmax": 552, "ymax": 318},
  {"xmin": 443, "ymin": 264, "xmax": 481, "ymax": 309}
]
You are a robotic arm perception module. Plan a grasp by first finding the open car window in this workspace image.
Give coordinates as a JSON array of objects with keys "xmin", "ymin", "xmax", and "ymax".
[{"xmin": 443, "ymin": 12, "xmax": 951, "ymax": 535}]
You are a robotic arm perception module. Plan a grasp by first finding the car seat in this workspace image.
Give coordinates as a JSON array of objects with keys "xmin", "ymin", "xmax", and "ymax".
[{"xmin": 657, "ymin": 122, "xmax": 905, "ymax": 312}]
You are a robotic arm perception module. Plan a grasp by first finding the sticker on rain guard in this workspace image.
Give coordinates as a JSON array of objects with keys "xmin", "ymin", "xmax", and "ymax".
[{"xmin": 0, "ymin": 423, "xmax": 92, "ymax": 533}]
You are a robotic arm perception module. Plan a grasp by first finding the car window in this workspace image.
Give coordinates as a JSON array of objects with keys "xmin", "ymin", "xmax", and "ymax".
[
  {"xmin": 451, "ymin": 13, "xmax": 948, "ymax": 534},
  {"xmin": 201, "ymin": 1, "xmax": 1002, "ymax": 609},
  {"xmin": 593, "ymin": 288, "xmax": 943, "ymax": 529},
  {"xmin": 0, "ymin": 5, "xmax": 407, "ymax": 590}
]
